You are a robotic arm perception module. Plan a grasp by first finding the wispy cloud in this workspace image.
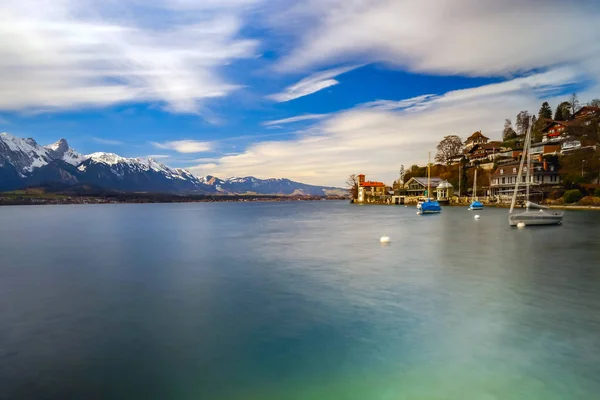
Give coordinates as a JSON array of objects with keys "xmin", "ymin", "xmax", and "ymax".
[
  {"xmin": 189, "ymin": 68, "xmax": 580, "ymax": 186},
  {"xmin": 268, "ymin": 65, "xmax": 361, "ymax": 102},
  {"xmin": 152, "ymin": 140, "xmax": 212, "ymax": 153},
  {"xmin": 274, "ymin": 0, "xmax": 600, "ymax": 77},
  {"xmin": 359, "ymin": 95, "xmax": 437, "ymax": 111},
  {"xmin": 92, "ymin": 137, "xmax": 124, "ymax": 146},
  {"xmin": 262, "ymin": 114, "xmax": 328, "ymax": 126},
  {"xmin": 0, "ymin": 0, "xmax": 258, "ymax": 114}
]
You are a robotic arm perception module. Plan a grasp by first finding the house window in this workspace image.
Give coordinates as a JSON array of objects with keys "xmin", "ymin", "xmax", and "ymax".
[
  {"xmin": 500, "ymin": 169, "xmax": 504, "ymax": 174},
  {"xmin": 502, "ymin": 177, "xmax": 505, "ymax": 184},
  {"xmin": 513, "ymin": 168, "xmax": 517, "ymax": 173}
]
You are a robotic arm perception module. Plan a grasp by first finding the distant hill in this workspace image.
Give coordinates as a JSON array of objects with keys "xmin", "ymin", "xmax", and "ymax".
[{"xmin": 0, "ymin": 133, "xmax": 345, "ymax": 196}]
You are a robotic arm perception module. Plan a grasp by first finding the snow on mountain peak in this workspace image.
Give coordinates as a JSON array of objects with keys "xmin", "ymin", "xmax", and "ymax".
[
  {"xmin": 46, "ymin": 138, "xmax": 69, "ymax": 152},
  {"xmin": 44, "ymin": 138, "xmax": 85, "ymax": 166},
  {"xmin": 0, "ymin": 132, "xmax": 51, "ymax": 174}
]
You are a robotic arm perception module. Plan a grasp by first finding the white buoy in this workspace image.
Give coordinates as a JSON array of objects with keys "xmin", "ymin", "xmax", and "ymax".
[
  {"xmin": 474, "ymin": 214, "xmax": 480, "ymax": 220},
  {"xmin": 380, "ymin": 236, "xmax": 391, "ymax": 243},
  {"xmin": 517, "ymin": 221, "xmax": 526, "ymax": 228},
  {"xmin": 405, "ymin": 205, "xmax": 408, "ymax": 207}
]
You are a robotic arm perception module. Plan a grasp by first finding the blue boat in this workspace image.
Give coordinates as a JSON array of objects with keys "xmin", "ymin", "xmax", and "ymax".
[
  {"xmin": 417, "ymin": 152, "xmax": 442, "ymax": 215},
  {"xmin": 468, "ymin": 200, "xmax": 483, "ymax": 210},
  {"xmin": 418, "ymin": 199, "xmax": 442, "ymax": 214}
]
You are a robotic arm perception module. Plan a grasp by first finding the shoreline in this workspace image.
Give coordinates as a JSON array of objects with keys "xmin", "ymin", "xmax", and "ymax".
[{"xmin": 0, "ymin": 195, "xmax": 347, "ymax": 207}]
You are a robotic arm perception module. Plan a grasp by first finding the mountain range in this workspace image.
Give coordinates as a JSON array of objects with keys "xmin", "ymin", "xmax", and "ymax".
[{"xmin": 0, "ymin": 133, "xmax": 344, "ymax": 196}]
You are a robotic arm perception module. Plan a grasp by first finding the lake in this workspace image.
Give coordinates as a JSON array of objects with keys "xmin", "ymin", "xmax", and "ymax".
[{"xmin": 1, "ymin": 202, "xmax": 600, "ymax": 399}]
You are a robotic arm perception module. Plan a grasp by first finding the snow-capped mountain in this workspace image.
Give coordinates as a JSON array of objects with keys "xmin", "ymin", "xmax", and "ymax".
[
  {"xmin": 199, "ymin": 175, "xmax": 344, "ymax": 196},
  {"xmin": 0, "ymin": 133, "xmax": 54, "ymax": 176},
  {"xmin": 45, "ymin": 138, "xmax": 86, "ymax": 166},
  {"xmin": 0, "ymin": 133, "xmax": 345, "ymax": 195}
]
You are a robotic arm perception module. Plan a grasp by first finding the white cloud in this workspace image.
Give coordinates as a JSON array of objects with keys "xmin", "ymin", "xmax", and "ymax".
[
  {"xmin": 189, "ymin": 68, "xmax": 580, "ymax": 186},
  {"xmin": 274, "ymin": 0, "xmax": 600, "ymax": 77},
  {"xmin": 92, "ymin": 137, "xmax": 124, "ymax": 146},
  {"xmin": 262, "ymin": 114, "xmax": 328, "ymax": 126},
  {"xmin": 152, "ymin": 140, "xmax": 212, "ymax": 153},
  {"xmin": 268, "ymin": 65, "xmax": 361, "ymax": 102},
  {"xmin": 0, "ymin": 0, "xmax": 258, "ymax": 114}
]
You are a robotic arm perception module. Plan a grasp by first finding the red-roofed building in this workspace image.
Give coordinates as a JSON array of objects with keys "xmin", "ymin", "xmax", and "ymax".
[{"xmin": 357, "ymin": 174, "xmax": 387, "ymax": 203}]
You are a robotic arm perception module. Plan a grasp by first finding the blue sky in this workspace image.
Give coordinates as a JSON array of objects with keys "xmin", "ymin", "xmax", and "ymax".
[{"xmin": 1, "ymin": 0, "xmax": 600, "ymax": 186}]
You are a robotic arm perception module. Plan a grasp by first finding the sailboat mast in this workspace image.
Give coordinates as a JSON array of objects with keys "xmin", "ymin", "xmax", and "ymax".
[
  {"xmin": 509, "ymin": 118, "xmax": 531, "ymax": 214},
  {"xmin": 525, "ymin": 118, "xmax": 532, "ymax": 210},
  {"xmin": 427, "ymin": 152, "xmax": 431, "ymax": 201},
  {"xmin": 474, "ymin": 168, "xmax": 478, "ymax": 201}
]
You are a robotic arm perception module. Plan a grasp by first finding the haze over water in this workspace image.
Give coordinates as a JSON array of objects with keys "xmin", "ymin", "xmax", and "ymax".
[{"xmin": 1, "ymin": 202, "xmax": 600, "ymax": 399}]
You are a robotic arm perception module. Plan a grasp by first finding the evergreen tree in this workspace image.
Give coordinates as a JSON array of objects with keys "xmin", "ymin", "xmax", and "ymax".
[
  {"xmin": 538, "ymin": 101, "xmax": 552, "ymax": 119},
  {"xmin": 554, "ymin": 102, "xmax": 571, "ymax": 121}
]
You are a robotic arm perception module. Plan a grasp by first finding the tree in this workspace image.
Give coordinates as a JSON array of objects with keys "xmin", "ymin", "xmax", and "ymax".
[
  {"xmin": 515, "ymin": 111, "xmax": 531, "ymax": 136},
  {"xmin": 502, "ymin": 119, "xmax": 517, "ymax": 140},
  {"xmin": 538, "ymin": 101, "xmax": 552, "ymax": 119},
  {"xmin": 568, "ymin": 93, "xmax": 580, "ymax": 117},
  {"xmin": 435, "ymin": 135, "xmax": 463, "ymax": 165},
  {"xmin": 346, "ymin": 174, "xmax": 359, "ymax": 199},
  {"xmin": 587, "ymin": 99, "xmax": 600, "ymax": 108},
  {"xmin": 554, "ymin": 101, "xmax": 571, "ymax": 121}
]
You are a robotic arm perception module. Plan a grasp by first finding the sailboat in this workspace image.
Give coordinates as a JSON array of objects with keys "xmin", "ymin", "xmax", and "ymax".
[
  {"xmin": 468, "ymin": 168, "xmax": 483, "ymax": 210},
  {"xmin": 417, "ymin": 152, "xmax": 442, "ymax": 215},
  {"xmin": 508, "ymin": 118, "xmax": 563, "ymax": 226}
]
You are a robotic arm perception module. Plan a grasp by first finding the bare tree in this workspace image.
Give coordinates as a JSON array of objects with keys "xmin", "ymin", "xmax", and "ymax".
[
  {"xmin": 569, "ymin": 92, "xmax": 580, "ymax": 117},
  {"xmin": 503, "ymin": 119, "xmax": 517, "ymax": 140},
  {"xmin": 587, "ymin": 99, "xmax": 600, "ymax": 108},
  {"xmin": 515, "ymin": 111, "xmax": 531, "ymax": 136},
  {"xmin": 435, "ymin": 135, "xmax": 463, "ymax": 165},
  {"xmin": 346, "ymin": 174, "xmax": 359, "ymax": 199}
]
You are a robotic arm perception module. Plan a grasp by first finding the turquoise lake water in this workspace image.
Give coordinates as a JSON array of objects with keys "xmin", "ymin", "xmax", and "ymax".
[{"xmin": 1, "ymin": 202, "xmax": 600, "ymax": 399}]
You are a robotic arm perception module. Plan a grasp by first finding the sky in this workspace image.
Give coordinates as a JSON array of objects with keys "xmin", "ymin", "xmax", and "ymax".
[{"xmin": 1, "ymin": 0, "xmax": 600, "ymax": 186}]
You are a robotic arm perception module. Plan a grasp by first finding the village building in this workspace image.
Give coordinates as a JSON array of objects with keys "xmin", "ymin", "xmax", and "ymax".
[
  {"xmin": 436, "ymin": 181, "xmax": 454, "ymax": 202},
  {"xmin": 489, "ymin": 159, "xmax": 560, "ymax": 200},
  {"xmin": 404, "ymin": 177, "xmax": 443, "ymax": 197},
  {"xmin": 356, "ymin": 174, "xmax": 387, "ymax": 203},
  {"xmin": 465, "ymin": 141, "xmax": 503, "ymax": 163},
  {"xmin": 463, "ymin": 131, "xmax": 489, "ymax": 151},
  {"xmin": 573, "ymin": 106, "xmax": 600, "ymax": 120}
]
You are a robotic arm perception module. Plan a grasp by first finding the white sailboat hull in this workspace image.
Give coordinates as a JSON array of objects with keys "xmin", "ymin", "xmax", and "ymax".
[{"xmin": 508, "ymin": 210, "xmax": 564, "ymax": 226}]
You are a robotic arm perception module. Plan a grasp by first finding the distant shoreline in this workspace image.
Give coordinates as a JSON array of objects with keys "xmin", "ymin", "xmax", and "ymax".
[{"xmin": 0, "ymin": 194, "xmax": 348, "ymax": 207}]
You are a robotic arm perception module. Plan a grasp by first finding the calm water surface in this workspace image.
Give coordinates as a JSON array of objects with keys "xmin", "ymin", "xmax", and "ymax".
[{"xmin": 1, "ymin": 202, "xmax": 600, "ymax": 399}]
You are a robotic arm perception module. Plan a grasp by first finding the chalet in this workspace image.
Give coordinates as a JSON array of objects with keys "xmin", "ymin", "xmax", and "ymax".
[
  {"xmin": 357, "ymin": 174, "xmax": 387, "ymax": 203},
  {"xmin": 541, "ymin": 120, "xmax": 572, "ymax": 143},
  {"xmin": 464, "ymin": 131, "xmax": 489, "ymax": 151},
  {"xmin": 573, "ymin": 106, "xmax": 600, "ymax": 120},
  {"xmin": 404, "ymin": 177, "xmax": 443, "ymax": 197},
  {"xmin": 490, "ymin": 159, "xmax": 560, "ymax": 199},
  {"xmin": 465, "ymin": 141, "xmax": 503, "ymax": 163}
]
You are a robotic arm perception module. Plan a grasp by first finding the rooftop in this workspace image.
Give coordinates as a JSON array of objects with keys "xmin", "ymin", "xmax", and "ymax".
[
  {"xmin": 465, "ymin": 131, "xmax": 489, "ymax": 142},
  {"xmin": 360, "ymin": 181, "xmax": 385, "ymax": 187}
]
